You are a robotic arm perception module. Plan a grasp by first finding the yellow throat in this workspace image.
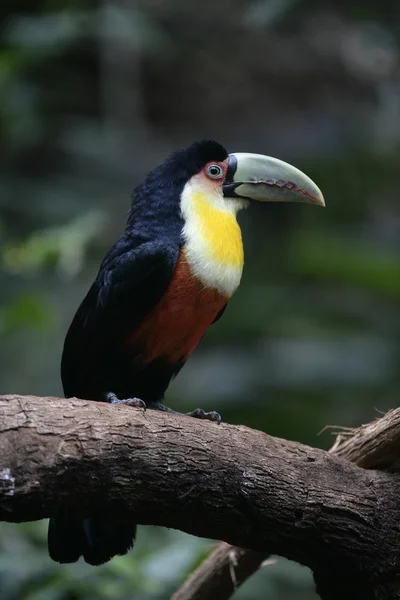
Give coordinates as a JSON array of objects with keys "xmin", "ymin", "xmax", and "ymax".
[
  {"xmin": 181, "ymin": 188, "xmax": 245, "ymax": 298},
  {"xmin": 191, "ymin": 191, "xmax": 244, "ymax": 267}
]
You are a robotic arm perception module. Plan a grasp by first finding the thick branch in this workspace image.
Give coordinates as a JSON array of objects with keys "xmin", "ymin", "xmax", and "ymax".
[
  {"xmin": 177, "ymin": 409, "xmax": 400, "ymax": 600},
  {"xmin": 1, "ymin": 395, "xmax": 400, "ymax": 599}
]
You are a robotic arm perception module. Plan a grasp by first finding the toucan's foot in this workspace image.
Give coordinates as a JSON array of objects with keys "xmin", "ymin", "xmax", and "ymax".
[
  {"xmin": 105, "ymin": 395, "xmax": 220, "ymax": 424},
  {"xmin": 106, "ymin": 392, "xmax": 146, "ymax": 409},
  {"xmin": 186, "ymin": 408, "xmax": 222, "ymax": 424},
  {"xmin": 147, "ymin": 402, "xmax": 221, "ymax": 424}
]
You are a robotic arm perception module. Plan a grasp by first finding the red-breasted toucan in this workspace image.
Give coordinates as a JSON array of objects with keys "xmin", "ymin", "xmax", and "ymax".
[{"xmin": 48, "ymin": 140, "xmax": 324, "ymax": 565}]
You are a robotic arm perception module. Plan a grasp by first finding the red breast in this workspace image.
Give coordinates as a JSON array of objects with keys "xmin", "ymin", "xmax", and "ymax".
[{"xmin": 126, "ymin": 251, "xmax": 228, "ymax": 366}]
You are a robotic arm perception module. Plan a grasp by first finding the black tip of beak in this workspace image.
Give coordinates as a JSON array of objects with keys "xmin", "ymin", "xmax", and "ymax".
[
  {"xmin": 224, "ymin": 155, "xmax": 237, "ymax": 184},
  {"xmin": 223, "ymin": 155, "xmax": 244, "ymax": 198}
]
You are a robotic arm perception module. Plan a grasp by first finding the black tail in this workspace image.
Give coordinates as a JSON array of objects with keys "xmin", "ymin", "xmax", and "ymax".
[{"xmin": 48, "ymin": 517, "xmax": 136, "ymax": 565}]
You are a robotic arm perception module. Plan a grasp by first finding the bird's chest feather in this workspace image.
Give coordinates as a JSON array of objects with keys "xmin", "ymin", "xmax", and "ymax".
[{"xmin": 126, "ymin": 252, "xmax": 227, "ymax": 365}]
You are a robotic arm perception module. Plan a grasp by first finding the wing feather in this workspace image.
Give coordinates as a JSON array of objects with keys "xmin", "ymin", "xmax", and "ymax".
[{"xmin": 61, "ymin": 239, "xmax": 179, "ymax": 398}]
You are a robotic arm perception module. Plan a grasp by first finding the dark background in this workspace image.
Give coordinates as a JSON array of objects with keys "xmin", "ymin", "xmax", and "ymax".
[{"xmin": 1, "ymin": 1, "xmax": 399, "ymax": 598}]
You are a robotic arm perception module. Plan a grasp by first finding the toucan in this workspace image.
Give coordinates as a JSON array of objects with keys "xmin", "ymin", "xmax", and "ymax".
[{"xmin": 48, "ymin": 140, "xmax": 324, "ymax": 566}]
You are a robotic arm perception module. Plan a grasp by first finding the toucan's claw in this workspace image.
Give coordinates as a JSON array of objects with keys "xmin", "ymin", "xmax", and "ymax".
[
  {"xmin": 106, "ymin": 392, "xmax": 146, "ymax": 409},
  {"xmin": 106, "ymin": 394, "xmax": 221, "ymax": 424},
  {"xmin": 186, "ymin": 408, "xmax": 222, "ymax": 425},
  {"xmin": 135, "ymin": 401, "xmax": 222, "ymax": 424}
]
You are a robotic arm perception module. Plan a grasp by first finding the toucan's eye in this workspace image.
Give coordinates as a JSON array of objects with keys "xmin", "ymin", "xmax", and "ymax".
[{"xmin": 206, "ymin": 164, "xmax": 224, "ymax": 179}]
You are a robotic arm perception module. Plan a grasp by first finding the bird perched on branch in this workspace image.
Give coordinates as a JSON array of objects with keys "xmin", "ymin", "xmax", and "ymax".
[{"xmin": 48, "ymin": 140, "xmax": 324, "ymax": 566}]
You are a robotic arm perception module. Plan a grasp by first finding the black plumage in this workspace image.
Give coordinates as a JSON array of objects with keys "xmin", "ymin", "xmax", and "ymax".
[{"xmin": 49, "ymin": 140, "xmax": 229, "ymax": 565}]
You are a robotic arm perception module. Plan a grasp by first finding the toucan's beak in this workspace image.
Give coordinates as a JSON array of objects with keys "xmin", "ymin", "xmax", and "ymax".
[{"xmin": 223, "ymin": 153, "xmax": 325, "ymax": 207}]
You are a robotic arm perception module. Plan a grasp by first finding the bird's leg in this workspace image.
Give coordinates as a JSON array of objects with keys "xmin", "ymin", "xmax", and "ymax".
[
  {"xmin": 105, "ymin": 392, "xmax": 146, "ymax": 409},
  {"xmin": 148, "ymin": 402, "xmax": 221, "ymax": 425}
]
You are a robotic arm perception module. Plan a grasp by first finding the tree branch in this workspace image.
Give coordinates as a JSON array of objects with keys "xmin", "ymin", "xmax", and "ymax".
[
  {"xmin": 328, "ymin": 410, "xmax": 400, "ymax": 470},
  {"xmin": 170, "ymin": 543, "xmax": 268, "ymax": 600},
  {"xmin": 175, "ymin": 408, "xmax": 400, "ymax": 600},
  {"xmin": 1, "ymin": 395, "xmax": 400, "ymax": 600}
]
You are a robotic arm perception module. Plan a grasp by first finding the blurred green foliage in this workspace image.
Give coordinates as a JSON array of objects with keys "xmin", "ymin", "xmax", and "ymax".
[{"xmin": 0, "ymin": 0, "xmax": 399, "ymax": 598}]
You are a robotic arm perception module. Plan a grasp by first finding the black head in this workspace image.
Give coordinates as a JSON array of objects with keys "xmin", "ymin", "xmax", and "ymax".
[
  {"xmin": 127, "ymin": 140, "xmax": 228, "ymax": 238},
  {"xmin": 136, "ymin": 140, "xmax": 228, "ymax": 193},
  {"xmin": 165, "ymin": 140, "xmax": 228, "ymax": 179}
]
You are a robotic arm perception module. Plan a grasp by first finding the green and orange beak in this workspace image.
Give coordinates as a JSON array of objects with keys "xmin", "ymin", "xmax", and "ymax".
[{"xmin": 223, "ymin": 153, "xmax": 325, "ymax": 207}]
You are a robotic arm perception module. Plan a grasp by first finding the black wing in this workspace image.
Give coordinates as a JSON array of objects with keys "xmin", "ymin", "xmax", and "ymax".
[{"xmin": 61, "ymin": 238, "xmax": 179, "ymax": 399}]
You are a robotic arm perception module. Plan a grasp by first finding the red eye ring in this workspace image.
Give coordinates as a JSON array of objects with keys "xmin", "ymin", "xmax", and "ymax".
[{"xmin": 206, "ymin": 163, "xmax": 224, "ymax": 179}]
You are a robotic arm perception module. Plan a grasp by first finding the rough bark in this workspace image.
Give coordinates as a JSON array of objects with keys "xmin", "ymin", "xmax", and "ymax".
[
  {"xmin": 1, "ymin": 395, "xmax": 400, "ymax": 600},
  {"xmin": 329, "ymin": 410, "xmax": 400, "ymax": 470},
  {"xmin": 175, "ymin": 409, "xmax": 400, "ymax": 600},
  {"xmin": 170, "ymin": 543, "xmax": 269, "ymax": 600}
]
